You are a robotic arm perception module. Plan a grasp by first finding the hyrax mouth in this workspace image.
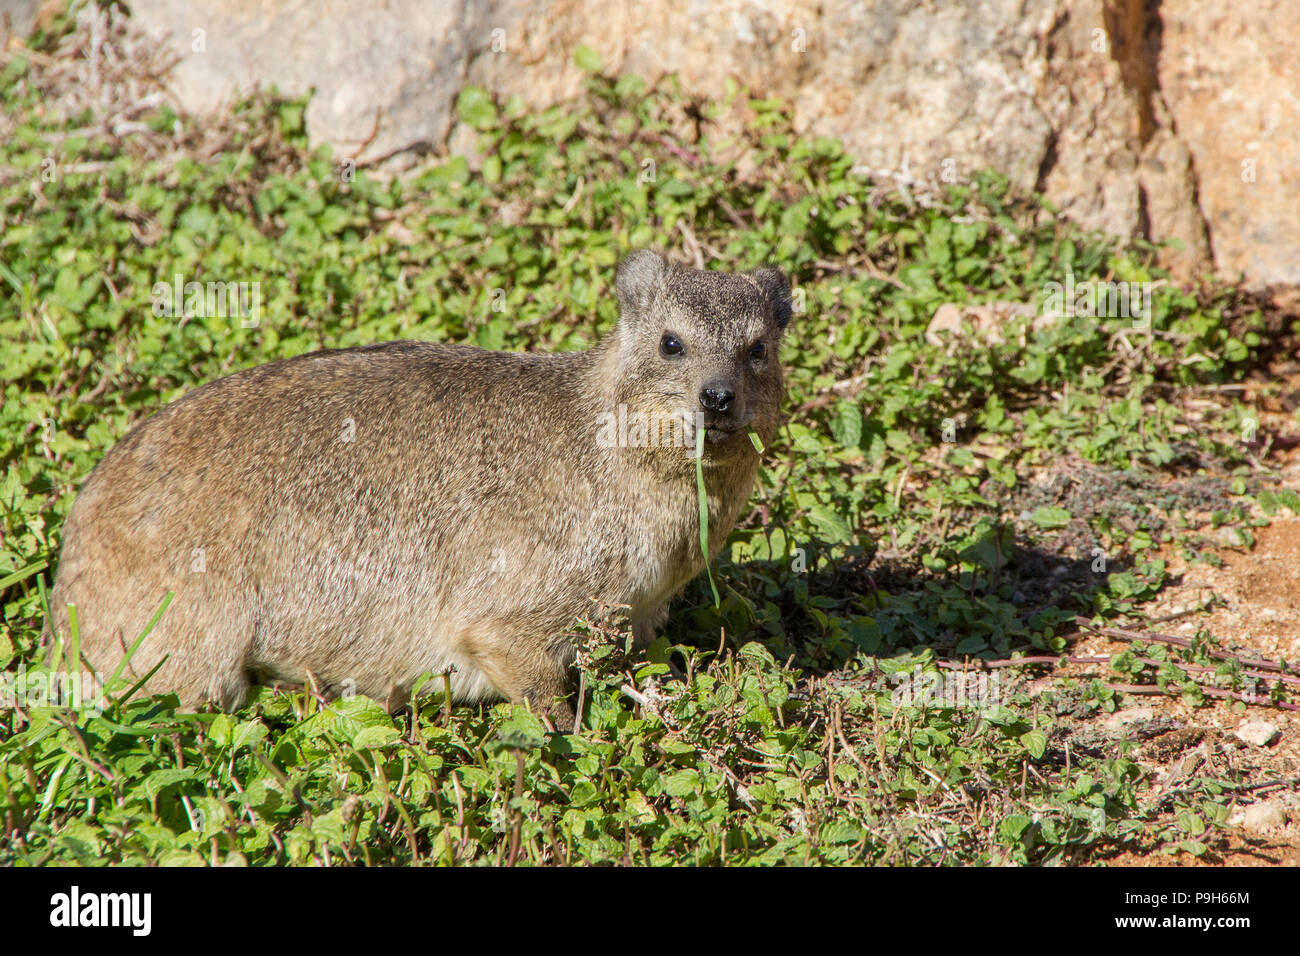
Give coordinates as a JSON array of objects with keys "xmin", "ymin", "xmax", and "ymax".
[
  {"xmin": 594, "ymin": 404, "xmax": 752, "ymax": 457},
  {"xmin": 679, "ymin": 408, "xmax": 745, "ymax": 440},
  {"xmin": 703, "ymin": 423, "xmax": 743, "ymax": 443}
]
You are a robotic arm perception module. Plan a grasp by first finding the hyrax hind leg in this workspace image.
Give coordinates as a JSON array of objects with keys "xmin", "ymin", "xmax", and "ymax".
[
  {"xmin": 465, "ymin": 628, "xmax": 578, "ymax": 731},
  {"xmin": 82, "ymin": 622, "xmax": 252, "ymax": 712},
  {"xmin": 55, "ymin": 580, "xmax": 254, "ymax": 711}
]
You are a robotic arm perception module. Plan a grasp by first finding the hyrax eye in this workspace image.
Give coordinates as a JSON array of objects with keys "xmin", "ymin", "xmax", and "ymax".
[
  {"xmin": 660, "ymin": 334, "xmax": 685, "ymax": 357},
  {"xmin": 749, "ymin": 341, "xmax": 767, "ymax": 360}
]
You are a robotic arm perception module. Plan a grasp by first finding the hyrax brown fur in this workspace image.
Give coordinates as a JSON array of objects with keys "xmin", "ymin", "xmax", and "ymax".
[{"xmin": 51, "ymin": 249, "xmax": 792, "ymax": 724}]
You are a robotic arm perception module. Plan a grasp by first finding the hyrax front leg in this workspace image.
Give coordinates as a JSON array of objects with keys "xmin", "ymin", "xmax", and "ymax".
[
  {"xmin": 517, "ymin": 666, "xmax": 577, "ymax": 733},
  {"xmin": 631, "ymin": 604, "xmax": 669, "ymax": 650},
  {"xmin": 631, "ymin": 604, "xmax": 686, "ymax": 683}
]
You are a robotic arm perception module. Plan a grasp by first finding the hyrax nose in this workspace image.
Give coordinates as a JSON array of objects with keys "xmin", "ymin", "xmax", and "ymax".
[{"xmin": 699, "ymin": 384, "xmax": 736, "ymax": 414}]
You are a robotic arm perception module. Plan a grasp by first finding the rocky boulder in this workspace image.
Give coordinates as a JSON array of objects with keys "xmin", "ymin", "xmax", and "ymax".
[{"xmin": 4, "ymin": 0, "xmax": 1297, "ymax": 287}]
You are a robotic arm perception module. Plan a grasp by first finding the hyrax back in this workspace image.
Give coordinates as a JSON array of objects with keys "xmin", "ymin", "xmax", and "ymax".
[{"xmin": 51, "ymin": 250, "xmax": 793, "ymax": 721}]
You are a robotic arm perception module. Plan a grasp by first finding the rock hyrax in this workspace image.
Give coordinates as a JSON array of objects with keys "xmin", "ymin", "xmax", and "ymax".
[{"xmin": 50, "ymin": 249, "xmax": 792, "ymax": 724}]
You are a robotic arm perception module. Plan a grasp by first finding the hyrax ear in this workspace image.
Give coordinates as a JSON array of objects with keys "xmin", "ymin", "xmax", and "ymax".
[
  {"xmin": 615, "ymin": 248, "xmax": 667, "ymax": 315},
  {"xmin": 752, "ymin": 266, "xmax": 793, "ymax": 332}
]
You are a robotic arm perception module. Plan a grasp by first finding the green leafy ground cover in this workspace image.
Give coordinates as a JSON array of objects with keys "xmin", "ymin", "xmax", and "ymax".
[{"xmin": 2, "ymin": 11, "xmax": 1299, "ymax": 865}]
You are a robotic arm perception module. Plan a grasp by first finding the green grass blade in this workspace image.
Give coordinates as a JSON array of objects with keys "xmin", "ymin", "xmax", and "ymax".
[
  {"xmin": 115, "ymin": 653, "xmax": 170, "ymax": 706},
  {"xmin": 47, "ymin": 613, "xmax": 66, "ymax": 674},
  {"xmin": 37, "ymin": 571, "xmax": 53, "ymax": 638},
  {"xmin": 106, "ymin": 591, "xmax": 174, "ymax": 690},
  {"xmin": 695, "ymin": 427, "xmax": 721, "ymax": 608},
  {"xmin": 37, "ymin": 754, "xmax": 72, "ymax": 821},
  {"xmin": 0, "ymin": 559, "xmax": 47, "ymax": 590},
  {"xmin": 0, "ymin": 259, "xmax": 25, "ymax": 297},
  {"xmin": 67, "ymin": 603, "xmax": 80, "ymax": 676}
]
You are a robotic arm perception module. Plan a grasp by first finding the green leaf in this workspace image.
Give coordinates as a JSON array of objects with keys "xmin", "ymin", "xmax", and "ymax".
[
  {"xmin": 830, "ymin": 399, "xmax": 862, "ymax": 448},
  {"xmin": 144, "ymin": 767, "xmax": 201, "ymax": 800},
  {"xmin": 1029, "ymin": 506, "xmax": 1071, "ymax": 530},
  {"xmin": 352, "ymin": 725, "xmax": 402, "ymax": 749},
  {"xmin": 232, "ymin": 720, "xmax": 269, "ymax": 752},
  {"xmin": 573, "ymin": 44, "xmax": 604, "ymax": 74},
  {"xmin": 1020, "ymin": 729, "xmax": 1048, "ymax": 760},
  {"xmin": 455, "ymin": 86, "xmax": 497, "ymax": 130},
  {"xmin": 807, "ymin": 505, "xmax": 853, "ymax": 544},
  {"xmin": 999, "ymin": 814, "xmax": 1032, "ymax": 842},
  {"xmin": 292, "ymin": 696, "xmax": 392, "ymax": 743},
  {"xmin": 663, "ymin": 769, "xmax": 702, "ymax": 797}
]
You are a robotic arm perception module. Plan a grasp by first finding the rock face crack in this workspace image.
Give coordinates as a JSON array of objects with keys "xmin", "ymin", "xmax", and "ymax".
[{"xmin": 1103, "ymin": 0, "xmax": 1161, "ymax": 145}]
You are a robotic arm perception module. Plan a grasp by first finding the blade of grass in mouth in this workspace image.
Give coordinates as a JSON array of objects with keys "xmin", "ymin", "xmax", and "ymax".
[{"xmin": 695, "ymin": 426, "xmax": 721, "ymax": 608}]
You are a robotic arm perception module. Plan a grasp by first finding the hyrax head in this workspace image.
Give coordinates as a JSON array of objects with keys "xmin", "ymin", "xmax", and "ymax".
[{"xmin": 611, "ymin": 249, "xmax": 792, "ymax": 458}]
